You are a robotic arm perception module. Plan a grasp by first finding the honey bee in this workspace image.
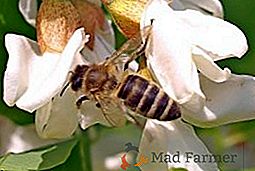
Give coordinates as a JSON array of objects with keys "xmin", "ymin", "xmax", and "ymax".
[{"xmin": 63, "ymin": 25, "xmax": 181, "ymax": 127}]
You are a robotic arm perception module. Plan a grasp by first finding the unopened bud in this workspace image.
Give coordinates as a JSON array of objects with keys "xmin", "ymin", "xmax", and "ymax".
[
  {"xmin": 36, "ymin": 0, "xmax": 82, "ymax": 53},
  {"xmin": 102, "ymin": 0, "xmax": 148, "ymax": 38},
  {"xmin": 71, "ymin": 0, "xmax": 105, "ymax": 49},
  {"xmin": 37, "ymin": 0, "xmax": 105, "ymax": 53}
]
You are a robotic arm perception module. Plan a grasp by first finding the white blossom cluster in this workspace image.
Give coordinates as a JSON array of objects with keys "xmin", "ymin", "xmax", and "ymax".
[{"xmin": 2, "ymin": 0, "xmax": 255, "ymax": 170}]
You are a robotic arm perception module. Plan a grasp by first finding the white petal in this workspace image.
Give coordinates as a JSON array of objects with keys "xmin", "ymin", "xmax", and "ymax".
[
  {"xmin": 79, "ymin": 101, "xmax": 111, "ymax": 130},
  {"xmin": 96, "ymin": 19, "xmax": 115, "ymax": 48},
  {"xmin": 0, "ymin": 116, "xmax": 57, "ymax": 155},
  {"xmin": 16, "ymin": 28, "xmax": 88, "ymax": 112},
  {"xmin": 182, "ymin": 74, "xmax": 255, "ymax": 128},
  {"xmin": 83, "ymin": 16, "xmax": 115, "ymax": 64},
  {"xmin": 82, "ymin": 32, "xmax": 114, "ymax": 64},
  {"xmin": 139, "ymin": 119, "xmax": 219, "ymax": 170},
  {"xmin": 35, "ymin": 90, "xmax": 78, "ymax": 139},
  {"xmin": 192, "ymin": 53, "xmax": 231, "ymax": 82},
  {"xmin": 175, "ymin": 10, "xmax": 248, "ymax": 60},
  {"xmin": 141, "ymin": 0, "xmax": 204, "ymax": 104},
  {"xmin": 3, "ymin": 34, "xmax": 40, "ymax": 106},
  {"xmin": 18, "ymin": 0, "xmax": 37, "ymax": 27},
  {"xmin": 171, "ymin": 0, "xmax": 185, "ymax": 10},
  {"xmin": 172, "ymin": 0, "xmax": 223, "ymax": 18}
]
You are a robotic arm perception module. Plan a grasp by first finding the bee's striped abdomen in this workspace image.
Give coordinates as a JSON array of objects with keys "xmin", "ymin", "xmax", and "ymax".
[{"xmin": 117, "ymin": 74, "xmax": 181, "ymax": 121}]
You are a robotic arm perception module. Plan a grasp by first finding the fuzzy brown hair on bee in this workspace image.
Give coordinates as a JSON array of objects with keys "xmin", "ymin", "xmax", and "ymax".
[
  {"xmin": 62, "ymin": 23, "xmax": 181, "ymax": 126},
  {"xmin": 70, "ymin": 62, "xmax": 120, "ymax": 107},
  {"xmin": 71, "ymin": 64, "xmax": 118, "ymax": 94}
]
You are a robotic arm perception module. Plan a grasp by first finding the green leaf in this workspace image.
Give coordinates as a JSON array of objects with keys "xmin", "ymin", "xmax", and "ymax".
[
  {"xmin": 0, "ymin": 138, "xmax": 77, "ymax": 171},
  {"xmin": 49, "ymin": 140, "xmax": 87, "ymax": 171},
  {"xmin": 39, "ymin": 139, "xmax": 78, "ymax": 170},
  {"xmin": 0, "ymin": 147, "xmax": 54, "ymax": 171},
  {"xmin": 47, "ymin": 130, "xmax": 92, "ymax": 171}
]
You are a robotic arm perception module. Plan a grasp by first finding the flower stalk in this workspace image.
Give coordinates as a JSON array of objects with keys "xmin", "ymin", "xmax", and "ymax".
[{"xmin": 76, "ymin": 128, "xmax": 92, "ymax": 171}]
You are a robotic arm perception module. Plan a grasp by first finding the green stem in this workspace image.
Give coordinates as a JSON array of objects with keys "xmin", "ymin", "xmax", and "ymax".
[{"xmin": 77, "ymin": 128, "xmax": 92, "ymax": 171}]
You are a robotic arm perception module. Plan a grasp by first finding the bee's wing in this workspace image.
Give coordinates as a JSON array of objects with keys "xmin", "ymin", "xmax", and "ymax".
[
  {"xmin": 105, "ymin": 25, "xmax": 152, "ymax": 67},
  {"xmin": 95, "ymin": 94, "xmax": 127, "ymax": 127}
]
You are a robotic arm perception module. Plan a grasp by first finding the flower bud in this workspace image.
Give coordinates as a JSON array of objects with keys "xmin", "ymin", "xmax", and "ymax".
[
  {"xmin": 36, "ymin": 0, "xmax": 82, "ymax": 53},
  {"xmin": 102, "ymin": 0, "xmax": 148, "ymax": 38},
  {"xmin": 37, "ymin": 0, "xmax": 105, "ymax": 53},
  {"xmin": 71, "ymin": 0, "xmax": 105, "ymax": 49}
]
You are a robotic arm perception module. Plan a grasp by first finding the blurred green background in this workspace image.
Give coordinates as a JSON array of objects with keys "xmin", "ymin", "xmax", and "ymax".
[{"xmin": 0, "ymin": 0, "xmax": 255, "ymax": 170}]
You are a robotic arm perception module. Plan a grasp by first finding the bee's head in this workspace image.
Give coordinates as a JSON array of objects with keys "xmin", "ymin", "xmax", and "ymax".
[
  {"xmin": 70, "ymin": 65, "xmax": 89, "ymax": 91},
  {"xmin": 60, "ymin": 65, "xmax": 89, "ymax": 96}
]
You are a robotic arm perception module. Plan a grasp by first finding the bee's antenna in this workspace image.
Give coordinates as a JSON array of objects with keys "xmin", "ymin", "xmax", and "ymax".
[{"xmin": 60, "ymin": 82, "xmax": 70, "ymax": 97}]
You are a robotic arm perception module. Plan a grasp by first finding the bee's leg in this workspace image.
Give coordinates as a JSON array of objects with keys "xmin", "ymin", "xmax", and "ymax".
[
  {"xmin": 76, "ymin": 95, "xmax": 89, "ymax": 109},
  {"xmin": 126, "ymin": 112, "xmax": 145, "ymax": 129},
  {"xmin": 124, "ymin": 48, "xmax": 146, "ymax": 71},
  {"xmin": 124, "ymin": 28, "xmax": 151, "ymax": 70},
  {"xmin": 137, "ymin": 54, "xmax": 147, "ymax": 70}
]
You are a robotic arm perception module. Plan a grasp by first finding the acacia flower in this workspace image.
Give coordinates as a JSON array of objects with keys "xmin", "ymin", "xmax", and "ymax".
[
  {"xmin": 135, "ymin": 0, "xmax": 254, "ymax": 170},
  {"xmin": 3, "ymin": 28, "xmax": 89, "ymax": 138},
  {"xmin": 3, "ymin": 0, "xmax": 255, "ymax": 170},
  {"xmin": 102, "ymin": 0, "xmax": 255, "ymax": 170},
  {"xmin": 4, "ymin": 0, "xmax": 115, "ymax": 138},
  {"xmin": 140, "ymin": 0, "xmax": 252, "ymax": 127}
]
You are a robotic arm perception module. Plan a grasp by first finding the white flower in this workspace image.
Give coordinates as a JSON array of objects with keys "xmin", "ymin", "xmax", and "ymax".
[
  {"xmin": 134, "ymin": 0, "xmax": 254, "ymax": 170},
  {"xmin": 4, "ymin": 0, "xmax": 254, "ymax": 170},
  {"xmin": 140, "ymin": 0, "xmax": 249, "ymax": 125},
  {"xmin": 4, "ymin": 28, "xmax": 90, "ymax": 138},
  {"xmin": 3, "ymin": 0, "xmax": 118, "ymax": 139},
  {"xmin": 4, "ymin": 28, "xmax": 88, "ymax": 112}
]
